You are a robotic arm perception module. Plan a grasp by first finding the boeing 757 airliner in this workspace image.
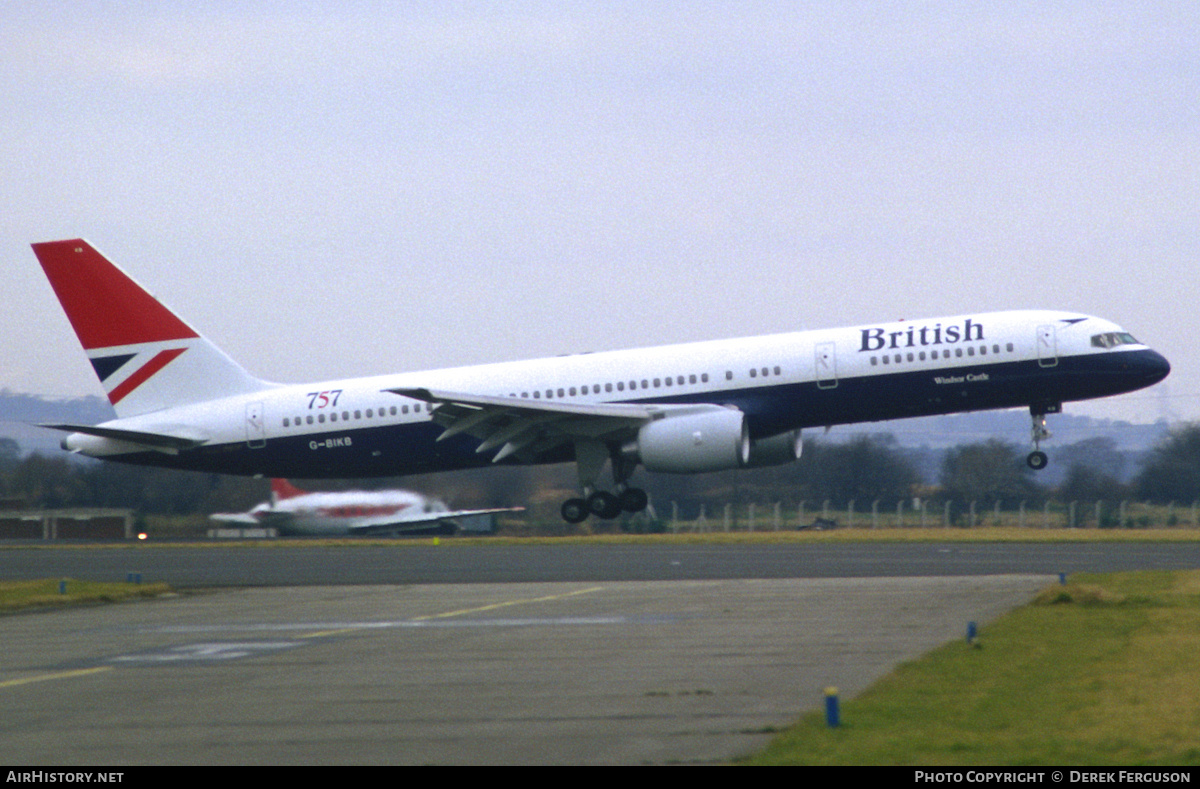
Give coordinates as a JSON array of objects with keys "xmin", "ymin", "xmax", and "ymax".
[{"xmin": 31, "ymin": 239, "xmax": 1170, "ymax": 523}]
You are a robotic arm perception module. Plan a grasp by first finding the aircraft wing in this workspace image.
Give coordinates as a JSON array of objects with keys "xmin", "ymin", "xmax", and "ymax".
[
  {"xmin": 388, "ymin": 387, "xmax": 662, "ymax": 463},
  {"xmin": 208, "ymin": 512, "xmax": 262, "ymax": 525},
  {"xmin": 347, "ymin": 506, "xmax": 526, "ymax": 535}
]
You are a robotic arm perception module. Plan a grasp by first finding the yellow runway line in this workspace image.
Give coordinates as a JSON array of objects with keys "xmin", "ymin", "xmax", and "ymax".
[{"xmin": 0, "ymin": 666, "xmax": 113, "ymax": 689}]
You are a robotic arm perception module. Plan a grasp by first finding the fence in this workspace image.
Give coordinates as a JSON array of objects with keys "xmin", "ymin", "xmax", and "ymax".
[{"xmin": 664, "ymin": 500, "xmax": 1200, "ymax": 532}]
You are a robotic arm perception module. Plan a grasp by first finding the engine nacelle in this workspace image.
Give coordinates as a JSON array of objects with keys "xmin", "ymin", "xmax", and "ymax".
[
  {"xmin": 745, "ymin": 429, "xmax": 803, "ymax": 468},
  {"xmin": 634, "ymin": 408, "xmax": 750, "ymax": 474}
]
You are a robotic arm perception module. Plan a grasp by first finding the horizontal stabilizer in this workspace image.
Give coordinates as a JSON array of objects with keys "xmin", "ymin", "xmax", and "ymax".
[{"xmin": 39, "ymin": 423, "xmax": 206, "ymax": 451}]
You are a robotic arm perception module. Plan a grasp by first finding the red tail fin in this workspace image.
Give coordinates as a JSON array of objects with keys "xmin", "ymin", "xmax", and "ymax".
[
  {"xmin": 32, "ymin": 240, "xmax": 198, "ymax": 349},
  {"xmin": 31, "ymin": 239, "xmax": 271, "ymax": 417},
  {"xmin": 271, "ymin": 479, "xmax": 307, "ymax": 502}
]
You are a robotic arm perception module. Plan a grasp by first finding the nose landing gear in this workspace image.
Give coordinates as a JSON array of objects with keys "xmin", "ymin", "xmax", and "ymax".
[{"xmin": 1027, "ymin": 403, "xmax": 1060, "ymax": 470}]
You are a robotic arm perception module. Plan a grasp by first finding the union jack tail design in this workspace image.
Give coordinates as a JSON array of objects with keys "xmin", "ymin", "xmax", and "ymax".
[{"xmin": 32, "ymin": 239, "xmax": 272, "ymax": 418}]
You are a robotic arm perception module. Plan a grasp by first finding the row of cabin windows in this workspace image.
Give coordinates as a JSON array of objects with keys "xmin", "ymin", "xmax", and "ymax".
[
  {"xmin": 747, "ymin": 365, "xmax": 783, "ymax": 379},
  {"xmin": 869, "ymin": 343, "xmax": 1015, "ymax": 366},
  {"xmin": 280, "ymin": 364, "xmax": 790, "ymax": 427},
  {"xmin": 508, "ymin": 372, "xmax": 711, "ymax": 400},
  {"xmin": 281, "ymin": 402, "xmax": 431, "ymax": 428}
]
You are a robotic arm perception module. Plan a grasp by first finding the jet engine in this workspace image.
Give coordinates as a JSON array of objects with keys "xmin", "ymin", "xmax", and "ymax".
[
  {"xmin": 745, "ymin": 429, "xmax": 803, "ymax": 468},
  {"xmin": 631, "ymin": 408, "xmax": 750, "ymax": 473}
]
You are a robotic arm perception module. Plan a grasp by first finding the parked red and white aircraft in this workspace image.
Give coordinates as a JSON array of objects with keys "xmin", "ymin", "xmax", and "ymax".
[
  {"xmin": 210, "ymin": 479, "xmax": 520, "ymax": 536},
  {"xmin": 31, "ymin": 239, "xmax": 1170, "ymax": 523}
]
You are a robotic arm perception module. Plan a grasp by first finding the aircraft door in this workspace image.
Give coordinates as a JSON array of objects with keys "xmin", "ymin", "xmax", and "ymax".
[
  {"xmin": 816, "ymin": 342, "xmax": 838, "ymax": 389},
  {"xmin": 246, "ymin": 402, "xmax": 267, "ymax": 448},
  {"xmin": 1036, "ymin": 325, "xmax": 1058, "ymax": 368}
]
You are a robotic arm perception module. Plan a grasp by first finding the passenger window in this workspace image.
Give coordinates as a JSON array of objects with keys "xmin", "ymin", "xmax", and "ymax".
[
  {"xmin": 750, "ymin": 369, "xmax": 757, "ymax": 378},
  {"xmin": 725, "ymin": 371, "xmax": 733, "ymax": 380},
  {"xmin": 689, "ymin": 375, "xmax": 697, "ymax": 384},
  {"xmin": 557, "ymin": 388, "xmax": 564, "ymax": 398},
  {"xmin": 702, "ymin": 373, "xmax": 709, "ymax": 383},
  {"xmin": 307, "ymin": 415, "xmax": 314, "ymax": 425},
  {"xmin": 641, "ymin": 380, "xmax": 649, "ymax": 389},
  {"xmin": 283, "ymin": 418, "xmax": 290, "ymax": 427}
]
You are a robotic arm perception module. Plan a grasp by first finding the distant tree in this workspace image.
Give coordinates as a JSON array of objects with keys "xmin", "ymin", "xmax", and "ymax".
[
  {"xmin": 1133, "ymin": 423, "xmax": 1200, "ymax": 503},
  {"xmin": 939, "ymin": 439, "xmax": 1044, "ymax": 507},
  {"xmin": 0, "ymin": 438, "xmax": 19, "ymax": 495},
  {"xmin": 1058, "ymin": 463, "xmax": 1126, "ymax": 503},
  {"xmin": 1054, "ymin": 437, "xmax": 1127, "ymax": 482},
  {"xmin": 799, "ymin": 434, "xmax": 921, "ymax": 505}
]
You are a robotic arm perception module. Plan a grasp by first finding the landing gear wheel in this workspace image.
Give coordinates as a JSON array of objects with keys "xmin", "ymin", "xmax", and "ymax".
[
  {"xmin": 1027, "ymin": 405, "xmax": 1056, "ymax": 472},
  {"xmin": 618, "ymin": 487, "xmax": 649, "ymax": 513},
  {"xmin": 561, "ymin": 498, "xmax": 589, "ymax": 524},
  {"xmin": 587, "ymin": 491, "xmax": 622, "ymax": 520}
]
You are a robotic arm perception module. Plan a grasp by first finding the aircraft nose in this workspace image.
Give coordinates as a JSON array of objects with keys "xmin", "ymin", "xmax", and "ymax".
[{"xmin": 1140, "ymin": 350, "xmax": 1171, "ymax": 385}]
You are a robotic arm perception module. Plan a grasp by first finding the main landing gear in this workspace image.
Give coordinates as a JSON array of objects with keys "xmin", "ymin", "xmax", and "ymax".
[
  {"xmin": 561, "ymin": 487, "xmax": 650, "ymax": 524},
  {"xmin": 560, "ymin": 439, "xmax": 650, "ymax": 523},
  {"xmin": 1026, "ymin": 403, "xmax": 1060, "ymax": 470}
]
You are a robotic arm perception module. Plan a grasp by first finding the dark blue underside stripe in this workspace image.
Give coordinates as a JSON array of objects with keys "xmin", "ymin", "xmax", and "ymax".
[{"xmin": 109, "ymin": 350, "xmax": 1167, "ymax": 478}]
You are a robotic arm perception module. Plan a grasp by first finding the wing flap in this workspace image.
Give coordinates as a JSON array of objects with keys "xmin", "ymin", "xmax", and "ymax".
[{"xmin": 387, "ymin": 387, "xmax": 658, "ymax": 464}]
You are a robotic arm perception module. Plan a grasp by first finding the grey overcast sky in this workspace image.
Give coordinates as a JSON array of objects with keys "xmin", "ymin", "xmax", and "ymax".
[{"xmin": 2, "ymin": 2, "xmax": 1196, "ymax": 423}]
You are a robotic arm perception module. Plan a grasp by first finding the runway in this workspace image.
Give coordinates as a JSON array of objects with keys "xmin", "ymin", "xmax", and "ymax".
[
  {"xmin": 1, "ymin": 540, "xmax": 1198, "ymax": 586},
  {"xmin": 0, "ymin": 575, "xmax": 1050, "ymax": 765},
  {"xmin": 1, "ymin": 540, "xmax": 1196, "ymax": 764}
]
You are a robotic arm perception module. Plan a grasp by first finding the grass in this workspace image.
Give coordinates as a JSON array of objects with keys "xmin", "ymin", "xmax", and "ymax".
[
  {"xmin": 0, "ymin": 578, "xmax": 172, "ymax": 612},
  {"xmin": 742, "ymin": 570, "xmax": 1200, "ymax": 765}
]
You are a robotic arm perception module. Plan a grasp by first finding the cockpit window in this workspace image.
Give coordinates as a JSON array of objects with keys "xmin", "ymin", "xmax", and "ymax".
[{"xmin": 1091, "ymin": 332, "xmax": 1139, "ymax": 349}]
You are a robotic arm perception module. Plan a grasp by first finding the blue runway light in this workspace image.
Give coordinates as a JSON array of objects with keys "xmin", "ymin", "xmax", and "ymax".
[{"xmin": 825, "ymin": 686, "xmax": 840, "ymax": 728}]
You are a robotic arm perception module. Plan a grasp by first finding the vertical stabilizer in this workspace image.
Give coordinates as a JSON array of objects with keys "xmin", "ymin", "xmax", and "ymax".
[
  {"xmin": 32, "ymin": 239, "xmax": 273, "ymax": 417},
  {"xmin": 271, "ymin": 479, "xmax": 307, "ymax": 504}
]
